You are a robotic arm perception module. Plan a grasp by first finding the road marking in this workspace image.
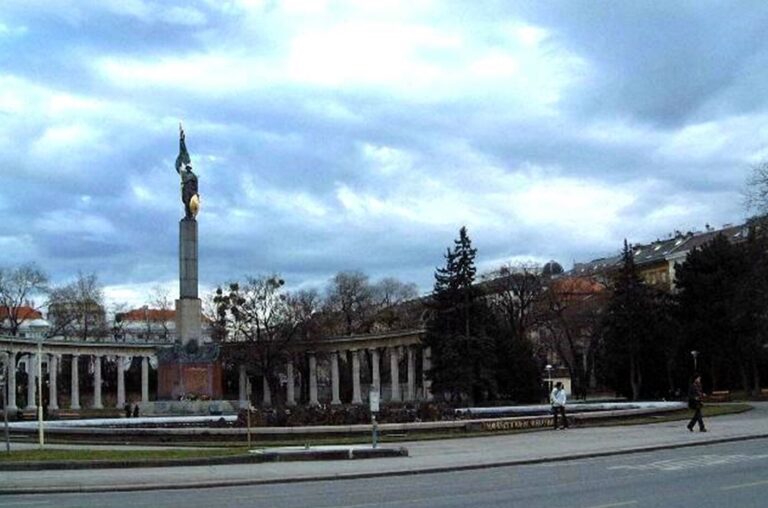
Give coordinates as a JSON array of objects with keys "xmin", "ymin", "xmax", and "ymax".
[
  {"xmin": 586, "ymin": 502, "xmax": 637, "ymax": 508},
  {"xmin": 609, "ymin": 454, "xmax": 768, "ymax": 472},
  {"xmin": 721, "ymin": 478, "xmax": 768, "ymax": 491},
  {"xmin": 0, "ymin": 501, "xmax": 51, "ymax": 507}
]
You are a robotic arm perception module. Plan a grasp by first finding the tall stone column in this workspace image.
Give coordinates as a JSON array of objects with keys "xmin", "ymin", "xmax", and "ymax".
[
  {"xmin": 422, "ymin": 347, "xmax": 433, "ymax": 400},
  {"xmin": 407, "ymin": 347, "xmax": 416, "ymax": 401},
  {"xmin": 116, "ymin": 357, "xmax": 126, "ymax": 409},
  {"xmin": 370, "ymin": 348, "xmax": 380, "ymax": 391},
  {"xmin": 330, "ymin": 351, "xmax": 341, "ymax": 405},
  {"xmin": 389, "ymin": 347, "xmax": 400, "ymax": 402},
  {"xmin": 308, "ymin": 352, "xmax": 319, "ymax": 406},
  {"xmin": 176, "ymin": 218, "xmax": 202, "ymax": 346},
  {"xmin": 26, "ymin": 354, "xmax": 36, "ymax": 410},
  {"xmin": 141, "ymin": 357, "xmax": 149, "ymax": 403},
  {"xmin": 70, "ymin": 354, "xmax": 80, "ymax": 410},
  {"xmin": 93, "ymin": 356, "xmax": 103, "ymax": 409},
  {"xmin": 238, "ymin": 364, "xmax": 247, "ymax": 408},
  {"xmin": 351, "ymin": 349, "xmax": 362, "ymax": 404},
  {"xmin": 6, "ymin": 352, "xmax": 17, "ymax": 411},
  {"xmin": 285, "ymin": 359, "xmax": 295, "ymax": 406},
  {"xmin": 262, "ymin": 376, "xmax": 271, "ymax": 407},
  {"xmin": 48, "ymin": 354, "xmax": 59, "ymax": 410}
]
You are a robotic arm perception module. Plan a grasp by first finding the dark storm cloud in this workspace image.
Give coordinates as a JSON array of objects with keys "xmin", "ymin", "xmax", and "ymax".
[{"xmin": 516, "ymin": 1, "xmax": 768, "ymax": 126}]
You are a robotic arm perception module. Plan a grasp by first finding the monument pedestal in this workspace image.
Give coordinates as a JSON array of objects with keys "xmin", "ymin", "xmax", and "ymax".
[
  {"xmin": 157, "ymin": 217, "xmax": 222, "ymax": 401},
  {"xmin": 157, "ymin": 342, "xmax": 223, "ymax": 400}
]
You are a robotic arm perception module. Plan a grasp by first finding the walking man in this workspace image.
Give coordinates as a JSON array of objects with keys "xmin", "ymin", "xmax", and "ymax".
[
  {"xmin": 550, "ymin": 381, "xmax": 568, "ymax": 430},
  {"xmin": 687, "ymin": 374, "xmax": 707, "ymax": 432}
]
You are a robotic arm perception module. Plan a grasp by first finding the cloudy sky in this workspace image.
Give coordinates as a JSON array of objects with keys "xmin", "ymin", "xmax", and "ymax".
[{"xmin": 1, "ymin": 0, "xmax": 766, "ymax": 308}]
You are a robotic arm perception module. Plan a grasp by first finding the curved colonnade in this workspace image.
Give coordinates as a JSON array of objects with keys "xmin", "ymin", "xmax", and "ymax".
[{"xmin": 0, "ymin": 329, "xmax": 432, "ymax": 412}]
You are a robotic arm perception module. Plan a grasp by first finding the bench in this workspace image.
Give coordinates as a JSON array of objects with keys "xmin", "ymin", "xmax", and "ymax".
[{"xmin": 708, "ymin": 390, "xmax": 731, "ymax": 402}]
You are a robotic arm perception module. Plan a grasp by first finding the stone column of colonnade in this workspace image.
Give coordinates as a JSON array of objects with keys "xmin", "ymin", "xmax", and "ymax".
[
  {"xmin": 330, "ymin": 351, "xmax": 341, "ymax": 405},
  {"xmin": 238, "ymin": 364, "xmax": 248, "ymax": 408},
  {"xmin": 389, "ymin": 346, "xmax": 400, "ymax": 402},
  {"xmin": 351, "ymin": 350, "xmax": 362, "ymax": 404},
  {"xmin": 308, "ymin": 352, "xmax": 319, "ymax": 406},
  {"xmin": 70, "ymin": 354, "xmax": 80, "ymax": 409},
  {"xmin": 93, "ymin": 355, "xmax": 103, "ymax": 409},
  {"xmin": 116, "ymin": 356, "xmax": 126, "ymax": 408},
  {"xmin": 48, "ymin": 354, "xmax": 59, "ymax": 410},
  {"xmin": 370, "ymin": 348, "xmax": 381, "ymax": 393},
  {"xmin": 422, "ymin": 347, "xmax": 433, "ymax": 400},
  {"xmin": 25, "ymin": 353, "xmax": 37, "ymax": 410},
  {"xmin": 285, "ymin": 359, "xmax": 296, "ymax": 406},
  {"xmin": 5, "ymin": 352, "xmax": 17, "ymax": 411},
  {"xmin": 141, "ymin": 356, "xmax": 150, "ymax": 403}
]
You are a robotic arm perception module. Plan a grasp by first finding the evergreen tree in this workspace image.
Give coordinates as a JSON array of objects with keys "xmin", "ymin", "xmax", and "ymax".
[
  {"xmin": 675, "ymin": 233, "xmax": 760, "ymax": 393},
  {"xmin": 601, "ymin": 240, "xmax": 667, "ymax": 400},
  {"xmin": 424, "ymin": 227, "xmax": 495, "ymax": 404}
]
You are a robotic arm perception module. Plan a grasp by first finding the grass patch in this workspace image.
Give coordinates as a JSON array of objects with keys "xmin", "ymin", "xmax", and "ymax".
[
  {"xmin": 0, "ymin": 447, "xmax": 247, "ymax": 463},
  {"xmin": 586, "ymin": 403, "xmax": 752, "ymax": 428}
]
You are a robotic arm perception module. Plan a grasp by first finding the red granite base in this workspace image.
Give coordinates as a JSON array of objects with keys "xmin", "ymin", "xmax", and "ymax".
[{"xmin": 157, "ymin": 361, "xmax": 223, "ymax": 400}]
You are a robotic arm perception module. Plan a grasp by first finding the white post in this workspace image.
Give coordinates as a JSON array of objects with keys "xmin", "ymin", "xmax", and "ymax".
[
  {"xmin": 93, "ymin": 356, "xmax": 103, "ymax": 409},
  {"xmin": 389, "ymin": 347, "xmax": 400, "ymax": 402},
  {"xmin": 116, "ymin": 357, "xmax": 125, "ymax": 409},
  {"xmin": 48, "ymin": 354, "xmax": 59, "ymax": 410},
  {"xmin": 330, "ymin": 351, "xmax": 341, "ymax": 405},
  {"xmin": 308, "ymin": 353, "xmax": 319, "ymax": 406},
  {"xmin": 6, "ymin": 352, "xmax": 16, "ymax": 411},
  {"xmin": 141, "ymin": 357, "xmax": 149, "ymax": 403},
  {"xmin": 286, "ymin": 359, "xmax": 295, "ymax": 406},
  {"xmin": 351, "ymin": 349, "xmax": 362, "ymax": 404},
  {"xmin": 70, "ymin": 354, "xmax": 80, "ymax": 410}
]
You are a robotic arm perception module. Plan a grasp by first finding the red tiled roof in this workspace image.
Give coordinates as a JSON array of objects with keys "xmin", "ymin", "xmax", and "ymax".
[{"xmin": 0, "ymin": 306, "xmax": 43, "ymax": 320}]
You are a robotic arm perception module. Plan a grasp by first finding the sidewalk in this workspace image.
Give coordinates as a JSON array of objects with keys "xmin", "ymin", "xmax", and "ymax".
[{"xmin": 2, "ymin": 402, "xmax": 767, "ymax": 494}]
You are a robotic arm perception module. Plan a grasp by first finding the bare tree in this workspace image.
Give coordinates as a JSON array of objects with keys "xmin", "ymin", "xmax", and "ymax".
[
  {"xmin": 324, "ymin": 271, "xmax": 375, "ymax": 335},
  {"xmin": 540, "ymin": 276, "xmax": 607, "ymax": 399},
  {"xmin": 214, "ymin": 275, "xmax": 303, "ymax": 403},
  {"xmin": 486, "ymin": 263, "xmax": 544, "ymax": 340},
  {"xmin": 0, "ymin": 264, "xmax": 48, "ymax": 336},
  {"xmin": 745, "ymin": 161, "xmax": 768, "ymax": 215},
  {"xmin": 47, "ymin": 272, "xmax": 106, "ymax": 340},
  {"xmin": 373, "ymin": 277, "xmax": 419, "ymax": 307},
  {"xmin": 147, "ymin": 285, "xmax": 173, "ymax": 341}
]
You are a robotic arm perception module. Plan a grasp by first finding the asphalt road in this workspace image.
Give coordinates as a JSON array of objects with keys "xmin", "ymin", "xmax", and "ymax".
[{"xmin": 2, "ymin": 437, "xmax": 767, "ymax": 508}]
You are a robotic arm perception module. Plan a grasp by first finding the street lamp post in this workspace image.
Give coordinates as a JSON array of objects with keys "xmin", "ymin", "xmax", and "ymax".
[
  {"xmin": 690, "ymin": 350, "xmax": 699, "ymax": 372},
  {"xmin": 1, "ymin": 361, "xmax": 9, "ymax": 452},
  {"xmin": 37, "ymin": 338, "xmax": 44, "ymax": 449},
  {"xmin": 545, "ymin": 364, "xmax": 553, "ymax": 395}
]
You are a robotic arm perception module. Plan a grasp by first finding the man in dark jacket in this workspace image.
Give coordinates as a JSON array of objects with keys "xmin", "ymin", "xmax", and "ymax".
[{"xmin": 687, "ymin": 374, "xmax": 707, "ymax": 432}]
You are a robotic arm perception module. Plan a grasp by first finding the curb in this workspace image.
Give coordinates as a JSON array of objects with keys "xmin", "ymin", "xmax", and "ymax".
[
  {"xmin": 0, "ymin": 446, "xmax": 408, "ymax": 472},
  {"xmin": 2, "ymin": 433, "xmax": 767, "ymax": 495}
]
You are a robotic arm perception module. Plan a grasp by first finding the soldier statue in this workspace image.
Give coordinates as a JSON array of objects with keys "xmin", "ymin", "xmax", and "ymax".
[{"xmin": 176, "ymin": 124, "xmax": 199, "ymax": 219}]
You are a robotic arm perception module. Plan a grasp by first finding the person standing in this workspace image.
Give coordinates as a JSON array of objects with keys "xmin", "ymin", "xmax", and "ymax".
[
  {"xmin": 550, "ymin": 381, "xmax": 569, "ymax": 430},
  {"xmin": 687, "ymin": 374, "xmax": 707, "ymax": 432}
]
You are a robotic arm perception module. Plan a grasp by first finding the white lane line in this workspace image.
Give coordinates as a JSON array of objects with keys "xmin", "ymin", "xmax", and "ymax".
[
  {"xmin": 0, "ymin": 501, "xmax": 51, "ymax": 507},
  {"xmin": 585, "ymin": 501, "xmax": 637, "ymax": 508},
  {"xmin": 721, "ymin": 478, "xmax": 768, "ymax": 491}
]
